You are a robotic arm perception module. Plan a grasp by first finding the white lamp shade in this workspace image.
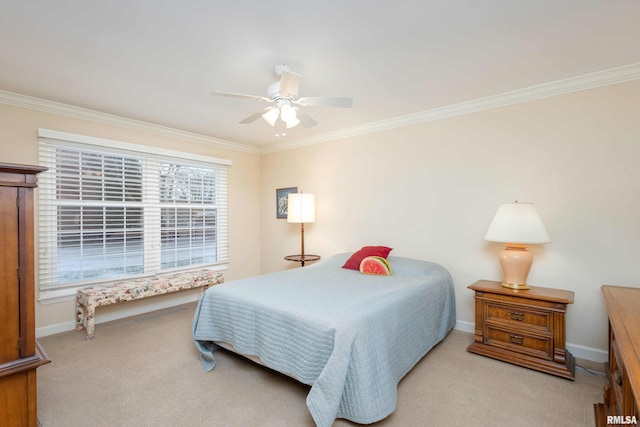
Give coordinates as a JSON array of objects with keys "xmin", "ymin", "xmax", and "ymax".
[
  {"xmin": 285, "ymin": 115, "xmax": 300, "ymax": 128},
  {"xmin": 484, "ymin": 202, "xmax": 551, "ymax": 244},
  {"xmin": 280, "ymin": 104, "xmax": 296, "ymax": 121},
  {"xmin": 280, "ymin": 104, "xmax": 300, "ymax": 128},
  {"xmin": 287, "ymin": 193, "xmax": 315, "ymax": 223},
  {"xmin": 261, "ymin": 108, "xmax": 279, "ymax": 127}
]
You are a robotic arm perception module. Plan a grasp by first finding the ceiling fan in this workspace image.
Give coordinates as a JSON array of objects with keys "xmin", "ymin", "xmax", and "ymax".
[{"xmin": 211, "ymin": 64, "xmax": 353, "ymax": 129}]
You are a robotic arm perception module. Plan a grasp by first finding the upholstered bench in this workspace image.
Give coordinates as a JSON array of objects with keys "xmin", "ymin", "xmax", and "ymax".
[{"xmin": 76, "ymin": 269, "xmax": 223, "ymax": 340}]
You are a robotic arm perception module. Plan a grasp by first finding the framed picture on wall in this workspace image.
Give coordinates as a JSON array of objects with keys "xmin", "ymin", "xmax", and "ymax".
[{"xmin": 276, "ymin": 187, "xmax": 298, "ymax": 219}]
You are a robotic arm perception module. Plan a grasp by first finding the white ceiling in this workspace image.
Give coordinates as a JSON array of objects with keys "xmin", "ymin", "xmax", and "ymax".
[{"xmin": 1, "ymin": 1, "xmax": 639, "ymax": 150}]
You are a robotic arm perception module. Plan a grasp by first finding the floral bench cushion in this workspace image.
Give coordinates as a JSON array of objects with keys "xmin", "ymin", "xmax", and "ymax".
[{"xmin": 76, "ymin": 269, "xmax": 223, "ymax": 339}]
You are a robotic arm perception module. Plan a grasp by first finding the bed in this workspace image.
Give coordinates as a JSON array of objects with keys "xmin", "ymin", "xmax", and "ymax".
[{"xmin": 192, "ymin": 253, "xmax": 456, "ymax": 426}]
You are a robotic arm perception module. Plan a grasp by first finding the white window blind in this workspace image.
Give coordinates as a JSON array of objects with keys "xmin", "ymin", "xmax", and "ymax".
[{"xmin": 38, "ymin": 134, "xmax": 228, "ymax": 293}]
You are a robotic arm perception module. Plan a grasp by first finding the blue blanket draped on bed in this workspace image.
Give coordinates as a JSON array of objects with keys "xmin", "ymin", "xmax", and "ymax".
[{"xmin": 193, "ymin": 254, "xmax": 455, "ymax": 426}]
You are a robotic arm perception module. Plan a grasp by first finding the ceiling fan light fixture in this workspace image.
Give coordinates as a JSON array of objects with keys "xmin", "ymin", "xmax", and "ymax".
[
  {"xmin": 285, "ymin": 116, "xmax": 300, "ymax": 128},
  {"xmin": 212, "ymin": 64, "xmax": 352, "ymax": 130},
  {"xmin": 279, "ymin": 104, "xmax": 295, "ymax": 121},
  {"xmin": 262, "ymin": 108, "xmax": 279, "ymax": 127},
  {"xmin": 280, "ymin": 104, "xmax": 299, "ymax": 128}
]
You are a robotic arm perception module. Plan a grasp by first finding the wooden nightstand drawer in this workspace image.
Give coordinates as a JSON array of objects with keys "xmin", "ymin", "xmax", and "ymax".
[
  {"xmin": 485, "ymin": 325, "xmax": 553, "ymax": 360},
  {"xmin": 485, "ymin": 302, "xmax": 552, "ymax": 333}
]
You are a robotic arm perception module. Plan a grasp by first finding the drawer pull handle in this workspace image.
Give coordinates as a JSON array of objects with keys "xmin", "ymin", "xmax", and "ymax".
[
  {"xmin": 509, "ymin": 334, "xmax": 524, "ymax": 345},
  {"xmin": 509, "ymin": 311, "xmax": 525, "ymax": 321}
]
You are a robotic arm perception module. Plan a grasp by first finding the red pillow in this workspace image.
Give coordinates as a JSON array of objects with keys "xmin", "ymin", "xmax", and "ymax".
[{"xmin": 342, "ymin": 246, "xmax": 393, "ymax": 270}]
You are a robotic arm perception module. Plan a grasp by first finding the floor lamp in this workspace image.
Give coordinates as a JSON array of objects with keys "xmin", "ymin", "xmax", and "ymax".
[{"xmin": 287, "ymin": 192, "xmax": 315, "ymax": 256}]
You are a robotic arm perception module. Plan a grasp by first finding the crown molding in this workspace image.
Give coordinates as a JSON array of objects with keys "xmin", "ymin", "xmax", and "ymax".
[
  {"xmin": 0, "ymin": 90, "xmax": 260, "ymax": 155},
  {"xmin": 260, "ymin": 61, "xmax": 640, "ymax": 154},
  {"xmin": 3, "ymin": 62, "xmax": 639, "ymax": 156}
]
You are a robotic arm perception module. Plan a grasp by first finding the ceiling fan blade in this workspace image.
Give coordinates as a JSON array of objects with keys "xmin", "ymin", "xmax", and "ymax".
[
  {"xmin": 297, "ymin": 111, "xmax": 317, "ymax": 128},
  {"xmin": 296, "ymin": 96, "xmax": 353, "ymax": 108},
  {"xmin": 211, "ymin": 91, "xmax": 271, "ymax": 102},
  {"xmin": 279, "ymin": 71, "xmax": 303, "ymax": 98},
  {"xmin": 239, "ymin": 111, "xmax": 264, "ymax": 124}
]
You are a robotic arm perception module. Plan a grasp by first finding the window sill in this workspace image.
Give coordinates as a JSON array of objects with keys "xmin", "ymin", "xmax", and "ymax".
[{"xmin": 38, "ymin": 287, "xmax": 78, "ymax": 304}]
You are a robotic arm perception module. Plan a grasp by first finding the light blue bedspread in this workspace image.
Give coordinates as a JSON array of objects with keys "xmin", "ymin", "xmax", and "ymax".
[{"xmin": 193, "ymin": 254, "xmax": 455, "ymax": 426}]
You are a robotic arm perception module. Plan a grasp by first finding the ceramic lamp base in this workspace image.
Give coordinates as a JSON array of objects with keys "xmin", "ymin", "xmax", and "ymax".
[{"xmin": 499, "ymin": 244, "xmax": 532, "ymax": 290}]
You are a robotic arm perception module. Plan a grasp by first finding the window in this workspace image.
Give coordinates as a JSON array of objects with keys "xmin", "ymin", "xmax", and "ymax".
[{"xmin": 38, "ymin": 130, "xmax": 229, "ymax": 299}]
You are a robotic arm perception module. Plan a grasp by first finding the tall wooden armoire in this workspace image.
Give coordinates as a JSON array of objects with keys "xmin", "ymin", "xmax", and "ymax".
[{"xmin": 0, "ymin": 163, "xmax": 50, "ymax": 426}]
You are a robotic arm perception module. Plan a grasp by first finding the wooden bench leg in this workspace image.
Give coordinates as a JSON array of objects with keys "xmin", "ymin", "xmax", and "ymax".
[
  {"xmin": 76, "ymin": 295, "xmax": 96, "ymax": 340},
  {"xmin": 84, "ymin": 305, "xmax": 96, "ymax": 340},
  {"xmin": 76, "ymin": 297, "xmax": 86, "ymax": 331}
]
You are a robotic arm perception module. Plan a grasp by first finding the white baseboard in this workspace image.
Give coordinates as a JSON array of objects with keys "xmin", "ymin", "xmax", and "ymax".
[
  {"xmin": 36, "ymin": 292, "xmax": 202, "ymax": 338},
  {"xmin": 566, "ymin": 343, "xmax": 608, "ymax": 363},
  {"xmin": 454, "ymin": 320, "xmax": 475, "ymax": 334},
  {"xmin": 453, "ymin": 320, "xmax": 607, "ymax": 363}
]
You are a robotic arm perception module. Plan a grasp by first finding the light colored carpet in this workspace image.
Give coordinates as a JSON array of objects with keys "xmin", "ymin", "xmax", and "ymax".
[{"xmin": 37, "ymin": 302, "xmax": 605, "ymax": 426}]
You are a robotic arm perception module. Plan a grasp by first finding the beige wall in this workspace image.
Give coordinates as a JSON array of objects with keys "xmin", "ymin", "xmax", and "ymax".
[
  {"xmin": 0, "ymin": 103, "xmax": 261, "ymax": 332},
  {"xmin": 260, "ymin": 80, "xmax": 640, "ymax": 358}
]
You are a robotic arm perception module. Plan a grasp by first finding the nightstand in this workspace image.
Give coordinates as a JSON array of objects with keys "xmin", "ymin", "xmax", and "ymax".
[{"xmin": 467, "ymin": 280, "xmax": 575, "ymax": 380}]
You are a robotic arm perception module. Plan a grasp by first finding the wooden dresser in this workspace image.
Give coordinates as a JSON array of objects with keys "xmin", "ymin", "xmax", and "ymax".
[
  {"xmin": 0, "ymin": 163, "xmax": 50, "ymax": 426},
  {"xmin": 467, "ymin": 280, "xmax": 575, "ymax": 380},
  {"xmin": 595, "ymin": 285, "xmax": 640, "ymax": 426}
]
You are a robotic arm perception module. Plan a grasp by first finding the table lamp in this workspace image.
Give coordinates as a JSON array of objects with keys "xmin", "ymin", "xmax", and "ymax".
[
  {"xmin": 484, "ymin": 201, "xmax": 551, "ymax": 290},
  {"xmin": 287, "ymin": 192, "xmax": 315, "ymax": 256}
]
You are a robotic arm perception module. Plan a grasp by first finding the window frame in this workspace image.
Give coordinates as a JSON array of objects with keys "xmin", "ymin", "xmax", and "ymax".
[{"xmin": 37, "ymin": 129, "xmax": 230, "ymax": 303}]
